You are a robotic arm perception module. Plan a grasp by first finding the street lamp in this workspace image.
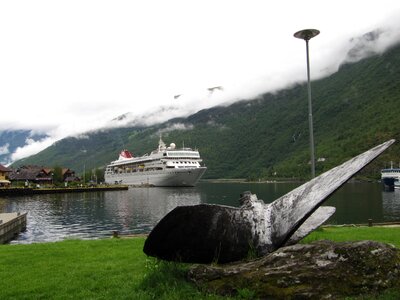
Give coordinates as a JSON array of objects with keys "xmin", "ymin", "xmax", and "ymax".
[{"xmin": 294, "ymin": 29, "xmax": 320, "ymax": 178}]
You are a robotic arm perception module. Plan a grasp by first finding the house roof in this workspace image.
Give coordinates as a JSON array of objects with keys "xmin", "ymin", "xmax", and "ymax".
[
  {"xmin": 40, "ymin": 167, "xmax": 72, "ymax": 176},
  {"xmin": 0, "ymin": 164, "xmax": 12, "ymax": 172},
  {"xmin": 62, "ymin": 168, "xmax": 72, "ymax": 175},
  {"xmin": 8, "ymin": 166, "xmax": 51, "ymax": 181},
  {"xmin": 42, "ymin": 168, "xmax": 52, "ymax": 174},
  {"xmin": 8, "ymin": 165, "xmax": 75, "ymax": 181},
  {"xmin": 65, "ymin": 176, "xmax": 80, "ymax": 182}
]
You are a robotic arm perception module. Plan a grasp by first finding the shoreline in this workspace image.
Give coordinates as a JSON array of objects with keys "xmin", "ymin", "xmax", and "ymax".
[
  {"xmin": 201, "ymin": 178, "xmax": 303, "ymax": 184},
  {"xmin": 201, "ymin": 177, "xmax": 380, "ymax": 184},
  {"xmin": 0, "ymin": 185, "xmax": 128, "ymax": 196}
]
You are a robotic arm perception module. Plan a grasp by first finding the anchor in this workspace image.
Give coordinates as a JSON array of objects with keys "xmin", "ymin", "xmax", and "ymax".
[{"xmin": 143, "ymin": 140, "xmax": 395, "ymax": 263}]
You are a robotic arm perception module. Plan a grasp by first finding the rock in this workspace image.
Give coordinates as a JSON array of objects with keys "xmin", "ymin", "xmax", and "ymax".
[{"xmin": 188, "ymin": 240, "xmax": 400, "ymax": 299}]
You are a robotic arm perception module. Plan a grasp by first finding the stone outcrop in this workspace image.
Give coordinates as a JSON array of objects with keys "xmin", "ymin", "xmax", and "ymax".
[{"xmin": 188, "ymin": 240, "xmax": 400, "ymax": 299}]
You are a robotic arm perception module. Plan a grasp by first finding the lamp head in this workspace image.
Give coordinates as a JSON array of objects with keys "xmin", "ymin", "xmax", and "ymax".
[{"xmin": 294, "ymin": 29, "xmax": 320, "ymax": 41}]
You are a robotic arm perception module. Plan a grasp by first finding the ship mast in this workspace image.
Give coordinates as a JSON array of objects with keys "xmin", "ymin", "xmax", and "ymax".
[{"xmin": 158, "ymin": 135, "xmax": 166, "ymax": 151}]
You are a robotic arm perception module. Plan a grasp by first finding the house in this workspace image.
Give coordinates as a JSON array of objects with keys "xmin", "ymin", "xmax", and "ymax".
[
  {"xmin": 8, "ymin": 165, "xmax": 52, "ymax": 185},
  {"xmin": 0, "ymin": 164, "xmax": 12, "ymax": 187},
  {"xmin": 8, "ymin": 165, "xmax": 80, "ymax": 185},
  {"xmin": 58, "ymin": 168, "xmax": 80, "ymax": 183}
]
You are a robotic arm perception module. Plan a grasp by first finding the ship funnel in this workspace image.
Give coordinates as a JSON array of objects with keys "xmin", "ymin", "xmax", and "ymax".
[{"xmin": 119, "ymin": 150, "xmax": 133, "ymax": 160}]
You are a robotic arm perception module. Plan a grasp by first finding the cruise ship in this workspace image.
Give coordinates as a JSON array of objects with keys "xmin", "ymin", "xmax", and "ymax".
[{"xmin": 104, "ymin": 137, "xmax": 207, "ymax": 187}]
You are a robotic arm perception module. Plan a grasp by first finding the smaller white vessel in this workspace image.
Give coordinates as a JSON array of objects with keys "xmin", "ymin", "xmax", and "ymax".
[
  {"xmin": 105, "ymin": 137, "xmax": 207, "ymax": 187},
  {"xmin": 381, "ymin": 162, "xmax": 400, "ymax": 188}
]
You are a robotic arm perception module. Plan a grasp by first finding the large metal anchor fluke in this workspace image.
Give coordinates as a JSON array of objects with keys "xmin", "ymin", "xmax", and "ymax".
[{"xmin": 143, "ymin": 140, "xmax": 395, "ymax": 264}]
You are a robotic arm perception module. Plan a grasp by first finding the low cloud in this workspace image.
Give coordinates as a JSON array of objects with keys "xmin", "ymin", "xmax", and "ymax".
[
  {"xmin": 158, "ymin": 123, "xmax": 194, "ymax": 134},
  {"xmin": 10, "ymin": 137, "xmax": 55, "ymax": 162},
  {"xmin": 74, "ymin": 134, "xmax": 90, "ymax": 140},
  {"xmin": 342, "ymin": 27, "xmax": 400, "ymax": 64},
  {"xmin": 105, "ymin": 103, "xmax": 202, "ymax": 130},
  {"xmin": 0, "ymin": 143, "xmax": 10, "ymax": 155}
]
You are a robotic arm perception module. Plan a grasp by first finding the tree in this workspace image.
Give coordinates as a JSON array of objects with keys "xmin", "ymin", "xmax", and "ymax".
[
  {"xmin": 95, "ymin": 168, "xmax": 105, "ymax": 183},
  {"xmin": 52, "ymin": 166, "xmax": 64, "ymax": 184}
]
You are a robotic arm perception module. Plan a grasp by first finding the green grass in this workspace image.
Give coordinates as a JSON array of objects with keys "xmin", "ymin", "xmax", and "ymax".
[
  {"xmin": 302, "ymin": 226, "xmax": 400, "ymax": 247},
  {"xmin": 0, "ymin": 238, "xmax": 228, "ymax": 300},
  {"xmin": 0, "ymin": 238, "xmax": 142, "ymax": 299},
  {"xmin": 0, "ymin": 227, "xmax": 399, "ymax": 299}
]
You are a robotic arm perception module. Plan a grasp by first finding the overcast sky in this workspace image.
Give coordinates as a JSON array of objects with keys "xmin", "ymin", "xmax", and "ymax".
[{"xmin": 1, "ymin": 0, "xmax": 400, "ymax": 161}]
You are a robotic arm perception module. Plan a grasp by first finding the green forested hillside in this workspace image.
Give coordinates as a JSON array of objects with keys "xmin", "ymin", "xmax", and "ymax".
[{"xmin": 15, "ymin": 43, "xmax": 400, "ymax": 180}]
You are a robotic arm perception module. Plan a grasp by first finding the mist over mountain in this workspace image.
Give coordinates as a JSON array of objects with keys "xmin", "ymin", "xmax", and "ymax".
[
  {"xmin": 0, "ymin": 130, "xmax": 48, "ymax": 166},
  {"xmin": 12, "ymin": 40, "xmax": 400, "ymax": 180}
]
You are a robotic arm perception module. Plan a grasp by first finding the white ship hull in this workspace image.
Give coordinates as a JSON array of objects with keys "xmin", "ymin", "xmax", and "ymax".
[
  {"xmin": 105, "ymin": 137, "xmax": 207, "ymax": 187},
  {"xmin": 105, "ymin": 167, "xmax": 207, "ymax": 187}
]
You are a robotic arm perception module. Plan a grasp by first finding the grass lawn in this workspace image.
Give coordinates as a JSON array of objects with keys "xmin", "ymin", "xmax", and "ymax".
[
  {"xmin": 0, "ymin": 238, "xmax": 227, "ymax": 300},
  {"xmin": 0, "ymin": 226, "xmax": 399, "ymax": 299},
  {"xmin": 302, "ymin": 225, "xmax": 400, "ymax": 247}
]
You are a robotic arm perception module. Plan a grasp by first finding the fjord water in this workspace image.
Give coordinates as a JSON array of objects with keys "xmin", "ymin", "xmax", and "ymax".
[{"xmin": 0, "ymin": 182, "xmax": 399, "ymax": 244}]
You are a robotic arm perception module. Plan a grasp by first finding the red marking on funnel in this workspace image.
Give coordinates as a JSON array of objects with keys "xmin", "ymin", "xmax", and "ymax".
[{"xmin": 120, "ymin": 150, "xmax": 133, "ymax": 158}]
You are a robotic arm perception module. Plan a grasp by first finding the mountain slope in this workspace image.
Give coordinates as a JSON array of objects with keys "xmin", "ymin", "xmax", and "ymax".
[{"xmin": 14, "ymin": 42, "xmax": 400, "ymax": 179}]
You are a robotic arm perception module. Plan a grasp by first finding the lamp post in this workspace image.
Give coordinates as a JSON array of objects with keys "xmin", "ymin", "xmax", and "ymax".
[{"xmin": 294, "ymin": 29, "xmax": 320, "ymax": 178}]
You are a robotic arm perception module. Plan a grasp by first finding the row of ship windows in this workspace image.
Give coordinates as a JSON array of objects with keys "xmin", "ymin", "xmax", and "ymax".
[
  {"xmin": 108, "ymin": 161, "xmax": 198, "ymax": 170},
  {"xmin": 107, "ymin": 170, "xmax": 192, "ymax": 175},
  {"xmin": 164, "ymin": 152, "xmax": 199, "ymax": 156}
]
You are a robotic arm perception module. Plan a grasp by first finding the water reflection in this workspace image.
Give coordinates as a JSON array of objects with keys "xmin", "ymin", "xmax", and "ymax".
[
  {"xmin": 199, "ymin": 181, "xmax": 300, "ymax": 206},
  {"xmin": 0, "ymin": 188, "xmax": 201, "ymax": 244},
  {"xmin": 1, "ymin": 182, "xmax": 399, "ymax": 244},
  {"xmin": 324, "ymin": 182, "xmax": 384, "ymax": 225},
  {"xmin": 382, "ymin": 189, "xmax": 400, "ymax": 221},
  {"xmin": 103, "ymin": 187, "xmax": 201, "ymax": 234}
]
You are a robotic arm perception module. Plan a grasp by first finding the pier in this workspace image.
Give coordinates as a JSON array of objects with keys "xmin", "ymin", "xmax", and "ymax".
[{"xmin": 0, "ymin": 212, "xmax": 27, "ymax": 244}]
